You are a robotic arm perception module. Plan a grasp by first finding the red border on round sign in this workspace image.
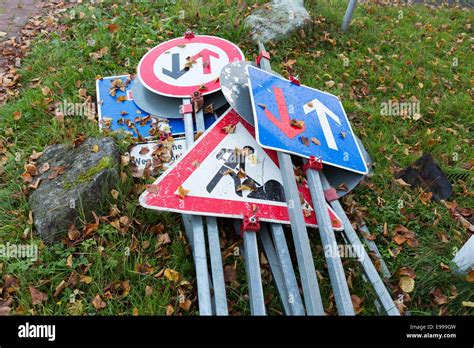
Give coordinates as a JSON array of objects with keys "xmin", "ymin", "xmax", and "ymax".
[{"xmin": 137, "ymin": 35, "xmax": 244, "ymax": 98}]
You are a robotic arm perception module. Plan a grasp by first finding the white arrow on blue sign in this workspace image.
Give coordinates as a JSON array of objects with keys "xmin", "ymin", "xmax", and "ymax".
[{"xmin": 247, "ymin": 66, "xmax": 368, "ymax": 175}]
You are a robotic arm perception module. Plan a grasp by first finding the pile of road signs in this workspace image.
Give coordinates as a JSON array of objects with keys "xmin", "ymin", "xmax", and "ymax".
[{"xmin": 97, "ymin": 31, "xmax": 399, "ymax": 316}]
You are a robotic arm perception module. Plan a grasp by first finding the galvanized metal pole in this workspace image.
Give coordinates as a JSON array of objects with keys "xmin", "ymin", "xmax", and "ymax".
[
  {"xmin": 183, "ymin": 98, "xmax": 194, "ymax": 149},
  {"xmin": 206, "ymin": 217, "xmax": 229, "ymax": 315},
  {"xmin": 260, "ymin": 224, "xmax": 292, "ymax": 314},
  {"xmin": 306, "ymin": 167, "xmax": 355, "ymax": 315},
  {"xmin": 341, "ymin": 0, "xmax": 358, "ymax": 32},
  {"xmin": 358, "ymin": 223, "xmax": 391, "ymax": 279},
  {"xmin": 194, "ymin": 106, "xmax": 228, "ymax": 315},
  {"xmin": 269, "ymin": 223, "xmax": 306, "ymax": 315},
  {"xmin": 243, "ymin": 231, "xmax": 266, "ymax": 315},
  {"xmin": 181, "ymin": 98, "xmax": 213, "ymax": 316},
  {"xmin": 320, "ymin": 173, "xmax": 400, "ymax": 316},
  {"xmin": 233, "ymin": 220, "xmax": 266, "ymax": 315},
  {"xmin": 189, "ymin": 215, "xmax": 213, "ymax": 315},
  {"xmin": 258, "ymin": 41, "xmax": 325, "ymax": 315}
]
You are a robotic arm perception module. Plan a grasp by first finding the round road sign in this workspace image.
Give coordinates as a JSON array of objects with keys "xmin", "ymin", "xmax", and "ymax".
[{"xmin": 137, "ymin": 35, "xmax": 244, "ymax": 98}]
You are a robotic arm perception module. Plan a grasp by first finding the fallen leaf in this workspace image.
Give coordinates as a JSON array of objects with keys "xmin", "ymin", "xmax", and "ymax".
[
  {"xmin": 41, "ymin": 86, "xmax": 51, "ymax": 96},
  {"xmin": 80, "ymin": 275, "xmax": 93, "ymax": 284},
  {"xmin": 394, "ymin": 178, "xmax": 411, "ymax": 187},
  {"xmin": 29, "ymin": 151, "xmax": 43, "ymax": 161},
  {"xmin": 111, "ymin": 189, "xmax": 119, "ymax": 200},
  {"xmin": 224, "ymin": 265, "xmax": 237, "ymax": 283},
  {"xmin": 311, "ymin": 137, "xmax": 321, "ymax": 145},
  {"xmin": 166, "ymin": 304, "xmax": 174, "ymax": 316},
  {"xmin": 157, "ymin": 233, "xmax": 171, "ymax": 246},
  {"xmin": 164, "ymin": 268, "xmax": 180, "ymax": 282},
  {"xmin": 107, "ymin": 23, "xmax": 120, "ymax": 33},
  {"xmin": 29, "ymin": 286, "xmax": 48, "ymax": 305},
  {"xmin": 38, "ymin": 162, "xmax": 49, "ymax": 174},
  {"xmin": 20, "ymin": 172, "xmax": 33, "ymax": 183},
  {"xmin": 300, "ymin": 136, "xmax": 310, "ymax": 146},
  {"xmin": 139, "ymin": 146, "xmax": 150, "ymax": 155},
  {"xmin": 66, "ymin": 254, "xmax": 73, "ymax": 268},
  {"xmin": 351, "ymin": 294, "xmax": 364, "ymax": 314},
  {"xmin": 177, "ymin": 186, "xmax": 189, "ymax": 199},
  {"xmin": 430, "ymin": 288, "xmax": 448, "ymax": 305},
  {"xmin": 393, "ymin": 235, "xmax": 407, "ymax": 245},
  {"xmin": 466, "ymin": 270, "xmax": 474, "ymax": 282},
  {"xmin": 145, "ymin": 286, "xmax": 153, "ymax": 297},
  {"xmin": 396, "ymin": 266, "xmax": 416, "ymax": 279},
  {"xmin": 399, "ymin": 276, "xmax": 415, "ymax": 293},
  {"xmin": 325, "ymin": 80, "xmax": 335, "ymax": 88},
  {"xmin": 91, "ymin": 144, "xmax": 99, "ymax": 153},
  {"xmin": 53, "ymin": 280, "xmax": 67, "ymax": 297},
  {"xmin": 462, "ymin": 301, "xmax": 474, "ymax": 307},
  {"xmin": 13, "ymin": 111, "xmax": 22, "ymax": 121},
  {"xmin": 179, "ymin": 299, "xmax": 192, "ymax": 311},
  {"xmin": 290, "ymin": 119, "xmax": 304, "ymax": 129},
  {"xmin": 133, "ymin": 307, "xmax": 139, "ymax": 316},
  {"xmin": 92, "ymin": 294, "xmax": 106, "ymax": 310},
  {"xmin": 223, "ymin": 124, "xmax": 236, "ymax": 134}
]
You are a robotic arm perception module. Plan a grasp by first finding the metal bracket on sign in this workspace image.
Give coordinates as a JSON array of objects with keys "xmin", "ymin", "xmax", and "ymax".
[
  {"xmin": 241, "ymin": 215, "xmax": 260, "ymax": 236},
  {"xmin": 256, "ymin": 50, "xmax": 270, "ymax": 66},
  {"xmin": 302, "ymin": 155, "xmax": 323, "ymax": 173},
  {"xmin": 184, "ymin": 30, "xmax": 195, "ymax": 39},
  {"xmin": 180, "ymin": 103, "xmax": 193, "ymax": 114},
  {"xmin": 324, "ymin": 188, "xmax": 339, "ymax": 202},
  {"xmin": 289, "ymin": 75, "xmax": 300, "ymax": 86}
]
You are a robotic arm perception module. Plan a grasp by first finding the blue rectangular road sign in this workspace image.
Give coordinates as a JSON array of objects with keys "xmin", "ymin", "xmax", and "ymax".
[
  {"xmin": 247, "ymin": 66, "xmax": 368, "ymax": 175},
  {"xmin": 96, "ymin": 75, "xmax": 215, "ymax": 138}
]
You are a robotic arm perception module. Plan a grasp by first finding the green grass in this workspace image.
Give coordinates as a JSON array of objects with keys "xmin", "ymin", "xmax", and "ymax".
[{"xmin": 0, "ymin": 0, "xmax": 472, "ymax": 316}]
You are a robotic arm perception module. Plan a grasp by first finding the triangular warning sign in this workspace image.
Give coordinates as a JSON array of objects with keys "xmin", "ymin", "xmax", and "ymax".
[{"xmin": 140, "ymin": 109, "xmax": 343, "ymax": 230}]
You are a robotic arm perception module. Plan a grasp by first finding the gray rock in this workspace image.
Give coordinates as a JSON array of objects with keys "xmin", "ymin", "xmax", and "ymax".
[
  {"xmin": 29, "ymin": 137, "xmax": 120, "ymax": 242},
  {"xmin": 245, "ymin": 0, "xmax": 310, "ymax": 43}
]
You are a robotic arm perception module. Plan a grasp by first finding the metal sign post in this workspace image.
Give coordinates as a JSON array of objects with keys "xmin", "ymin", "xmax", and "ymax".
[
  {"xmin": 195, "ymin": 104, "xmax": 229, "ymax": 316},
  {"xmin": 341, "ymin": 0, "xmax": 358, "ymax": 32},
  {"xmin": 305, "ymin": 162, "xmax": 355, "ymax": 315},
  {"xmin": 256, "ymin": 41, "xmax": 325, "ymax": 315},
  {"xmin": 320, "ymin": 173, "xmax": 400, "ymax": 316},
  {"xmin": 180, "ymin": 97, "xmax": 213, "ymax": 315},
  {"xmin": 261, "ymin": 223, "xmax": 306, "ymax": 315}
]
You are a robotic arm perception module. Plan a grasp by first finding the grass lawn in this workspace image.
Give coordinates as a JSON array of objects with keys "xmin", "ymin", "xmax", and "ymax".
[{"xmin": 0, "ymin": 0, "xmax": 472, "ymax": 316}]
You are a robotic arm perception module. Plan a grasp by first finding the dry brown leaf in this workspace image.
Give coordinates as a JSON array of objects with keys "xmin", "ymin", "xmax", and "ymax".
[
  {"xmin": 431, "ymin": 288, "xmax": 448, "ymax": 305},
  {"xmin": 177, "ymin": 186, "xmax": 189, "ymax": 199},
  {"xmin": 223, "ymin": 124, "xmax": 236, "ymax": 134},
  {"xmin": 290, "ymin": 119, "xmax": 304, "ymax": 129},
  {"xmin": 466, "ymin": 270, "xmax": 474, "ymax": 283},
  {"xmin": 29, "ymin": 151, "xmax": 43, "ymax": 161},
  {"xmin": 311, "ymin": 137, "xmax": 321, "ymax": 146},
  {"xmin": 111, "ymin": 189, "xmax": 119, "ymax": 200},
  {"xmin": 53, "ymin": 280, "xmax": 67, "ymax": 298},
  {"xmin": 396, "ymin": 266, "xmax": 416, "ymax": 279},
  {"xmin": 179, "ymin": 299, "xmax": 192, "ymax": 311},
  {"xmin": 92, "ymin": 294, "xmax": 106, "ymax": 310},
  {"xmin": 164, "ymin": 268, "xmax": 180, "ymax": 282},
  {"xmin": 66, "ymin": 254, "xmax": 73, "ymax": 268},
  {"xmin": 393, "ymin": 235, "xmax": 407, "ymax": 245},
  {"xmin": 166, "ymin": 304, "xmax": 174, "ymax": 316},
  {"xmin": 107, "ymin": 23, "xmax": 120, "ymax": 33},
  {"xmin": 300, "ymin": 136, "xmax": 310, "ymax": 146},
  {"xmin": 29, "ymin": 286, "xmax": 48, "ymax": 305},
  {"xmin": 351, "ymin": 294, "xmax": 364, "ymax": 314}
]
